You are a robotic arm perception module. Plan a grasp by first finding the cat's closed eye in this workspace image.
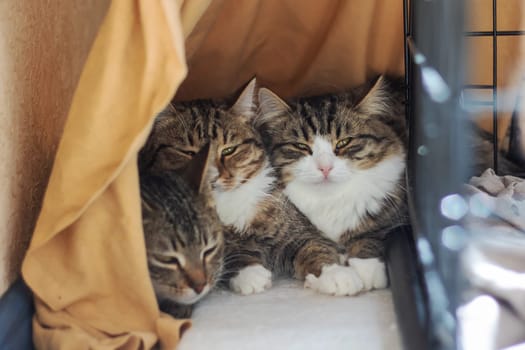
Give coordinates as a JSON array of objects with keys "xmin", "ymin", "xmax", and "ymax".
[
  {"xmin": 172, "ymin": 147, "xmax": 196, "ymax": 157},
  {"xmin": 155, "ymin": 254, "xmax": 181, "ymax": 266},
  {"xmin": 180, "ymin": 149, "xmax": 196, "ymax": 157},
  {"xmin": 158, "ymin": 144, "xmax": 196, "ymax": 158}
]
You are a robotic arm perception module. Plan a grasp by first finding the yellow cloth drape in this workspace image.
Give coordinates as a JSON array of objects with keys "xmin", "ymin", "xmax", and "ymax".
[{"xmin": 21, "ymin": 0, "xmax": 210, "ymax": 348}]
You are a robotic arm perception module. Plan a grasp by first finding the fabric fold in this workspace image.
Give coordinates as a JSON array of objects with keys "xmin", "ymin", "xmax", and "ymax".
[{"xmin": 21, "ymin": 0, "xmax": 211, "ymax": 348}]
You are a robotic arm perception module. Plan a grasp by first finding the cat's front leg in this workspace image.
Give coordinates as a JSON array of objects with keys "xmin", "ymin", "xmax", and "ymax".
[
  {"xmin": 292, "ymin": 238, "xmax": 364, "ymax": 296},
  {"xmin": 345, "ymin": 238, "xmax": 389, "ymax": 291},
  {"xmin": 222, "ymin": 247, "xmax": 272, "ymax": 296},
  {"xmin": 230, "ymin": 264, "xmax": 272, "ymax": 295},
  {"xmin": 347, "ymin": 257, "xmax": 388, "ymax": 291}
]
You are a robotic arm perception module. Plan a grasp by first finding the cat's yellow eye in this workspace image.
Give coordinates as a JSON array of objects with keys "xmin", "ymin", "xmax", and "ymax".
[
  {"xmin": 221, "ymin": 146, "xmax": 237, "ymax": 157},
  {"xmin": 336, "ymin": 137, "xmax": 352, "ymax": 149},
  {"xmin": 294, "ymin": 143, "xmax": 311, "ymax": 152}
]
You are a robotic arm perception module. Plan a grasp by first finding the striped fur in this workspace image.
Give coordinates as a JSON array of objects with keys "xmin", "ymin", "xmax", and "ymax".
[
  {"xmin": 207, "ymin": 104, "xmax": 352, "ymax": 288},
  {"xmin": 140, "ymin": 80, "xmax": 362, "ymax": 296},
  {"xmin": 258, "ymin": 76, "xmax": 409, "ymax": 260},
  {"xmin": 140, "ymin": 146, "xmax": 224, "ymax": 318},
  {"xmin": 139, "ymin": 100, "xmax": 221, "ymax": 174}
]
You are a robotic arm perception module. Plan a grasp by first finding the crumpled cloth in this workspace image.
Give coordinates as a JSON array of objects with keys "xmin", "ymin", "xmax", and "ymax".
[
  {"xmin": 460, "ymin": 169, "xmax": 525, "ymax": 349},
  {"xmin": 464, "ymin": 168, "xmax": 525, "ymax": 233},
  {"xmin": 20, "ymin": 0, "xmax": 211, "ymax": 349}
]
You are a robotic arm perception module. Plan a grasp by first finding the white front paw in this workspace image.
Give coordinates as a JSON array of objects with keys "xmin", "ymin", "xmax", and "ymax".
[
  {"xmin": 348, "ymin": 257, "xmax": 388, "ymax": 291},
  {"xmin": 304, "ymin": 264, "xmax": 364, "ymax": 296},
  {"xmin": 230, "ymin": 264, "xmax": 272, "ymax": 295}
]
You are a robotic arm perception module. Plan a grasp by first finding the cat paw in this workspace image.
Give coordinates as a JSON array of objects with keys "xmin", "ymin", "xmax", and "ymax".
[
  {"xmin": 304, "ymin": 264, "xmax": 364, "ymax": 296},
  {"xmin": 230, "ymin": 264, "xmax": 272, "ymax": 295},
  {"xmin": 348, "ymin": 257, "xmax": 388, "ymax": 291}
]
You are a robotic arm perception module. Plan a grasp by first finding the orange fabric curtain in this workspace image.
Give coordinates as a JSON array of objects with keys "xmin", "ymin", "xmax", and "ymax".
[{"xmin": 178, "ymin": 0, "xmax": 405, "ymax": 101}]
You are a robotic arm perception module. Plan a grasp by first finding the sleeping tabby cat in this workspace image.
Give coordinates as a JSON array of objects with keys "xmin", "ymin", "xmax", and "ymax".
[
  {"xmin": 140, "ymin": 79, "xmax": 366, "ymax": 296},
  {"xmin": 140, "ymin": 143, "xmax": 224, "ymax": 318},
  {"xmin": 257, "ymin": 76, "xmax": 408, "ymax": 290}
]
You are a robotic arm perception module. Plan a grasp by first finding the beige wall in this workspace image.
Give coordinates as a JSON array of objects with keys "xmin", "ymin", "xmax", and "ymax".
[{"xmin": 0, "ymin": 1, "xmax": 109, "ymax": 294}]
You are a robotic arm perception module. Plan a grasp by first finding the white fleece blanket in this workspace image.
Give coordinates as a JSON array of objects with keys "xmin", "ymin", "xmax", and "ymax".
[
  {"xmin": 460, "ymin": 168, "xmax": 525, "ymax": 349},
  {"xmin": 178, "ymin": 279, "xmax": 401, "ymax": 350},
  {"xmin": 465, "ymin": 168, "xmax": 525, "ymax": 233}
]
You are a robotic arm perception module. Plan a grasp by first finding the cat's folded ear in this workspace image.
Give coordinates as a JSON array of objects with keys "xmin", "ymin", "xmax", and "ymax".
[
  {"xmin": 231, "ymin": 78, "xmax": 257, "ymax": 120},
  {"xmin": 179, "ymin": 142, "xmax": 212, "ymax": 195}
]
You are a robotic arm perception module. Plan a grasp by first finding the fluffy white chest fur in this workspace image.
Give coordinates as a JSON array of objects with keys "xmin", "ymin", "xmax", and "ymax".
[
  {"xmin": 213, "ymin": 165, "xmax": 275, "ymax": 232},
  {"xmin": 284, "ymin": 154, "xmax": 405, "ymax": 242}
]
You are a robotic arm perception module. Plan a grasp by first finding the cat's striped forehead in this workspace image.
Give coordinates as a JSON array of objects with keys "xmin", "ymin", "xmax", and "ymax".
[
  {"xmin": 141, "ymin": 174, "xmax": 220, "ymax": 247},
  {"xmin": 286, "ymin": 93, "xmax": 357, "ymax": 139},
  {"xmin": 258, "ymin": 76, "xmax": 407, "ymax": 145},
  {"xmin": 167, "ymin": 218, "xmax": 209, "ymax": 250},
  {"xmin": 211, "ymin": 114, "xmax": 259, "ymax": 146},
  {"xmin": 156, "ymin": 100, "xmax": 228, "ymax": 145}
]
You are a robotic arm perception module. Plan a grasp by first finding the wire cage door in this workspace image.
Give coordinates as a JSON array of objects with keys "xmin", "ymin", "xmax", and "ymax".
[{"xmin": 395, "ymin": 0, "xmax": 525, "ymax": 349}]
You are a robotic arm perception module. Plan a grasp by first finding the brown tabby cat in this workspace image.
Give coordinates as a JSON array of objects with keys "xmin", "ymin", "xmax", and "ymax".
[
  {"xmin": 139, "ymin": 101, "xmax": 217, "ymax": 174},
  {"xmin": 140, "ymin": 80, "xmax": 366, "ymax": 296},
  {"xmin": 257, "ymin": 76, "xmax": 408, "ymax": 290},
  {"xmin": 140, "ymin": 143, "xmax": 224, "ymax": 318}
]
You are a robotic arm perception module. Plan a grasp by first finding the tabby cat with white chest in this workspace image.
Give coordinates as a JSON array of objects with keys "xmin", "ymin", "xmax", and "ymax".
[
  {"xmin": 140, "ymin": 143, "xmax": 224, "ymax": 318},
  {"xmin": 257, "ymin": 76, "xmax": 408, "ymax": 290},
  {"xmin": 140, "ymin": 79, "xmax": 366, "ymax": 296}
]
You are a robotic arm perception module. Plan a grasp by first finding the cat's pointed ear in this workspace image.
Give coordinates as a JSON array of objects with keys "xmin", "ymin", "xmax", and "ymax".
[
  {"xmin": 355, "ymin": 75, "xmax": 391, "ymax": 115},
  {"xmin": 179, "ymin": 142, "xmax": 211, "ymax": 194},
  {"xmin": 231, "ymin": 78, "xmax": 257, "ymax": 119},
  {"xmin": 258, "ymin": 87, "xmax": 290, "ymax": 120}
]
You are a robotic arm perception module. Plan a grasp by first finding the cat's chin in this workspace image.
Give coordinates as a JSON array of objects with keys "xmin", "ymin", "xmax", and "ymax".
[
  {"xmin": 155, "ymin": 283, "xmax": 210, "ymax": 305},
  {"xmin": 212, "ymin": 181, "xmax": 242, "ymax": 193},
  {"xmin": 293, "ymin": 178, "xmax": 346, "ymax": 194},
  {"xmin": 173, "ymin": 285, "xmax": 210, "ymax": 305}
]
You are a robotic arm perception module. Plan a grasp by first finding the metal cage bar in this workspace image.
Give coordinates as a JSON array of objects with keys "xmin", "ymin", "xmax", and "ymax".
[
  {"xmin": 493, "ymin": 0, "xmax": 499, "ymax": 173},
  {"xmin": 394, "ymin": 1, "xmax": 525, "ymax": 350}
]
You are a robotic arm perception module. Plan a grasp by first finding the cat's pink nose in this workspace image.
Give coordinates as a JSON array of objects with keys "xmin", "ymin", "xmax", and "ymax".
[
  {"xmin": 188, "ymin": 271, "xmax": 207, "ymax": 294},
  {"xmin": 319, "ymin": 166, "xmax": 333, "ymax": 178},
  {"xmin": 191, "ymin": 281, "xmax": 207, "ymax": 294}
]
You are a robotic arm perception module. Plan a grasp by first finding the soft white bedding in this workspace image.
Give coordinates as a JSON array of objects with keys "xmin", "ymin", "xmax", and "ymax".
[{"xmin": 178, "ymin": 279, "xmax": 401, "ymax": 350}]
